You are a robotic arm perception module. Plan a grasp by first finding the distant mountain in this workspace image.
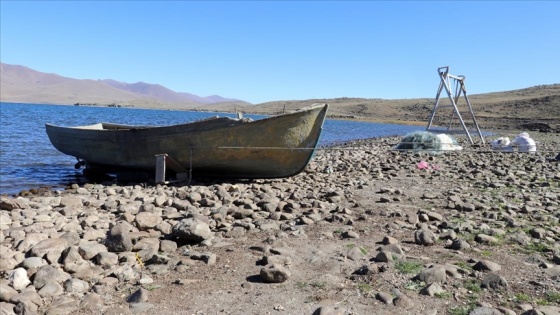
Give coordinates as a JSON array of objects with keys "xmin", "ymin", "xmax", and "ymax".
[
  {"xmin": 0, "ymin": 63, "xmax": 247, "ymax": 106},
  {"xmin": 101, "ymin": 79, "xmax": 238, "ymax": 104},
  {"xmin": 177, "ymin": 92, "xmax": 240, "ymax": 105}
]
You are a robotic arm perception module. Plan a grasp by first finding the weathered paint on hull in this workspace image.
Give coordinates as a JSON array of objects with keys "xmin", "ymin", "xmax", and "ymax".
[{"xmin": 45, "ymin": 104, "xmax": 328, "ymax": 179}]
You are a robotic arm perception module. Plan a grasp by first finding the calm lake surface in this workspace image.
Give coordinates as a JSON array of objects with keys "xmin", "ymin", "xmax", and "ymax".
[{"xmin": 0, "ymin": 102, "xmax": 424, "ymax": 195}]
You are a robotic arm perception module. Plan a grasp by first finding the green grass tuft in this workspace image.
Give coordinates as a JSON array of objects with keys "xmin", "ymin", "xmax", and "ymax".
[
  {"xmin": 395, "ymin": 260, "xmax": 424, "ymax": 274},
  {"xmin": 463, "ymin": 279, "xmax": 482, "ymax": 293}
]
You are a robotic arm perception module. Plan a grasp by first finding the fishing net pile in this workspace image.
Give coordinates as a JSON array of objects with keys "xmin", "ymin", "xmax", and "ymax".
[{"xmin": 393, "ymin": 131, "xmax": 462, "ymax": 154}]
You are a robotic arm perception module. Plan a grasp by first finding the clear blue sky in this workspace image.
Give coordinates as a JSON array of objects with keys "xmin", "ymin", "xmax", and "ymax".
[{"xmin": 1, "ymin": 1, "xmax": 558, "ymax": 104}]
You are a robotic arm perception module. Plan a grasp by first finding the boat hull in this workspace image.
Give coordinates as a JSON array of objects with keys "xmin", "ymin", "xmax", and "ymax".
[{"xmin": 45, "ymin": 104, "xmax": 328, "ymax": 179}]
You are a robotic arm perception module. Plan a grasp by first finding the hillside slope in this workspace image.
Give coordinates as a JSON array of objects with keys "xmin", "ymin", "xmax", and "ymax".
[
  {"xmin": 0, "ymin": 63, "xmax": 246, "ymax": 106},
  {"xmin": 236, "ymin": 84, "xmax": 560, "ymax": 131}
]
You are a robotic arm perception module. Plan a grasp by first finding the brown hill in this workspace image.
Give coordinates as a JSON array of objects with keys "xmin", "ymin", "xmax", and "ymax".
[
  {"xmin": 0, "ymin": 63, "xmax": 247, "ymax": 107},
  {"xmin": 206, "ymin": 84, "xmax": 560, "ymax": 132}
]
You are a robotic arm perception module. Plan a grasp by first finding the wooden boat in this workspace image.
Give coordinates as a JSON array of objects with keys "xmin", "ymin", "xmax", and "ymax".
[{"xmin": 45, "ymin": 104, "xmax": 328, "ymax": 180}]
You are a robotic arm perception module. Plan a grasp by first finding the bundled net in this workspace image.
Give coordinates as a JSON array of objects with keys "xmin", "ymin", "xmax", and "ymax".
[{"xmin": 392, "ymin": 131, "xmax": 443, "ymax": 154}]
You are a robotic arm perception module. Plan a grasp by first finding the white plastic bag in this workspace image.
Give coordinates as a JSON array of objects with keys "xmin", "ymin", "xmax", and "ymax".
[
  {"xmin": 511, "ymin": 132, "xmax": 537, "ymax": 152},
  {"xmin": 490, "ymin": 137, "xmax": 513, "ymax": 152}
]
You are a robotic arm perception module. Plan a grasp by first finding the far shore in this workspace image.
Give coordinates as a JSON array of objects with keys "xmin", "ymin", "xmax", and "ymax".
[
  {"xmin": 3, "ymin": 97, "xmax": 559, "ymax": 132},
  {"xmin": 5, "ymin": 101, "xmax": 429, "ymax": 126}
]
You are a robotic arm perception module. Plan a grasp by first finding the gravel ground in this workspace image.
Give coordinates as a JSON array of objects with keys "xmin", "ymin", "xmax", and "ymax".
[{"xmin": 1, "ymin": 131, "xmax": 559, "ymax": 315}]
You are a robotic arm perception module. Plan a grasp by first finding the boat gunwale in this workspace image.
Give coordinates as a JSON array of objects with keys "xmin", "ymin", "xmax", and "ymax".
[{"xmin": 45, "ymin": 104, "xmax": 328, "ymax": 131}]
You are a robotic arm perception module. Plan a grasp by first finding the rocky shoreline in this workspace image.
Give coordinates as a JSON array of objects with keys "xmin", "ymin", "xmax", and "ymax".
[{"xmin": 1, "ymin": 133, "xmax": 559, "ymax": 315}]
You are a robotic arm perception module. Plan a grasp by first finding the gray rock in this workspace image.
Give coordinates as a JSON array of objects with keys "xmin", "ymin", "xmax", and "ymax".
[
  {"xmin": 342, "ymin": 231, "xmax": 359, "ymax": 239},
  {"xmin": 469, "ymin": 307, "xmax": 503, "ymax": 315},
  {"xmin": 552, "ymin": 253, "xmax": 560, "ymax": 265},
  {"xmin": 172, "ymin": 199, "xmax": 191, "ymax": 211},
  {"xmin": 0, "ymin": 199, "xmax": 27, "ymax": 210},
  {"xmin": 375, "ymin": 291, "xmax": 393, "ymax": 304},
  {"xmin": 0, "ymin": 283, "xmax": 18, "ymax": 302},
  {"xmin": 159, "ymin": 240, "xmax": 177, "ymax": 253},
  {"xmin": 0, "ymin": 213, "xmax": 13, "ymax": 227},
  {"xmin": 37, "ymin": 281, "xmax": 64, "ymax": 297},
  {"xmin": 379, "ymin": 243, "xmax": 404, "ymax": 255},
  {"xmin": 61, "ymin": 246, "xmax": 89, "ymax": 274},
  {"xmin": 475, "ymin": 234, "xmax": 499, "ymax": 245},
  {"xmin": 415, "ymin": 229, "xmax": 437, "ymax": 246},
  {"xmin": 264, "ymin": 255, "xmax": 292, "ymax": 267},
  {"xmin": 473, "ymin": 260, "xmax": 501, "ymax": 272},
  {"xmin": 381, "ymin": 236, "xmax": 399, "ymax": 245},
  {"xmin": 260, "ymin": 264, "xmax": 291, "ymax": 283},
  {"xmin": 72, "ymin": 264, "xmax": 103, "ymax": 283},
  {"xmin": 29, "ymin": 238, "xmax": 68, "ymax": 263},
  {"xmin": 415, "ymin": 266, "xmax": 447, "ymax": 284},
  {"xmin": 147, "ymin": 253, "xmax": 170, "ymax": 265},
  {"xmin": 133, "ymin": 237, "xmax": 160, "ymax": 253},
  {"xmin": 135, "ymin": 212, "xmax": 161, "ymax": 230},
  {"xmin": 14, "ymin": 300, "xmax": 38, "ymax": 315},
  {"xmin": 481, "ymin": 273, "xmax": 508, "ymax": 290},
  {"xmin": 519, "ymin": 310, "xmax": 541, "ymax": 315},
  {"xmin": 495, "ymin": 307, "xmax": 516, "ymax": 315},
  {"xmin": 105, "ymin": 223, "xmax": 133, "ymax": 252},
  {"xmin": 155, "ymin": 221, "xmax": 173, "ymax": 234},
  {"xmin": 374, "ymin": 251, "xmax": 394, "ymax": 263},
  {"xmin": 63, "ymin": 278, "xmax": 90, "ymax": 294},
  {"xmin": 172, "ymin": 218, "xmax": 212, "ymax": 242},
  {"xmin": 82, "ymin": 228, "xmax": 106, "ymax": 241},
  {"xmin": 536, "ymin": 306, "xmax": 560, "ymax": 315},
  {"xmin": 113, "ymin": 265, "xmax": 140, "ymax": 282},
  {"xmin": 154, "ymin": 195, "xmax": 168, "ymax": 207},
  {"xmin": 441, "ymin": 264, "xmax": 463, "ymax": 278},
  {"xmin": 16, "ymin": 233, "xmax": 48, "ymax": 252},
  {"xmin": 59, "ymin": 196, "xmax": 83, "ymax": 209},
  {"xmin": 450, "ymin": 239, "xmax": 471, "ymax": 250},
  {"xmin": 0, "ymin": 258, "xmax": 18, "ymax": 272},
  {"xmin": 95, "ymin": 252, "xmax": 119, "ymax": 268},
  {"xmin": 78, "ymin": 243, "xmax": 108, "ymax": 260},
  {"xmin": 392, "ymin": 289, "xmax": 414, "ymax": 309},
  {"xmin": 440, "ymin": 230, "xmax": 457, "ymax": 240},
  {"xmin": 33, "ymin": 265, "xmax": 66, "ymax": 290},
  {"xmin": 21, "ymin": 257, "xmax": 47, "ymax": 270},
  {"xmin": 420, "ymin": 283, "xmax": 444, "ymax": 296},
  {"xmin": 427, "ymin": 211, "xmax": 443, "ymax": 221},
  {"xmin": 346, "ymin": 247, "xmax": 366, "ymax": 261},
  {"xmin": 423, "ymin": 193, "xmax": 438, "ymax": 200},
  {"xmin": 545, "ymin": 266, "xmax": 560, "ymax": 277},
  {"xmin": 9, "ymin": 290, "xmax": 42, "ymax": 306},
  {"xmin": 0, "ymin": 302, "xmax": 16, "ymax": 315},
  {"xmin": 127, "ymin": 288, "xmax": 149, "ymax": 303},
  {"xmin": 45, "ymin": 297, "xmax": 79, "ymax": 315},
  {"xmin": 407, "ymin": 214, "xmax": 419, "ymax": 225}
]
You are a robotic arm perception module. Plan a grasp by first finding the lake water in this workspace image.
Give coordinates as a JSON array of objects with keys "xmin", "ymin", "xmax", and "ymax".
[{"xmin": 0, "ymin": 102, "xmax": 424, "ymax": 195}]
